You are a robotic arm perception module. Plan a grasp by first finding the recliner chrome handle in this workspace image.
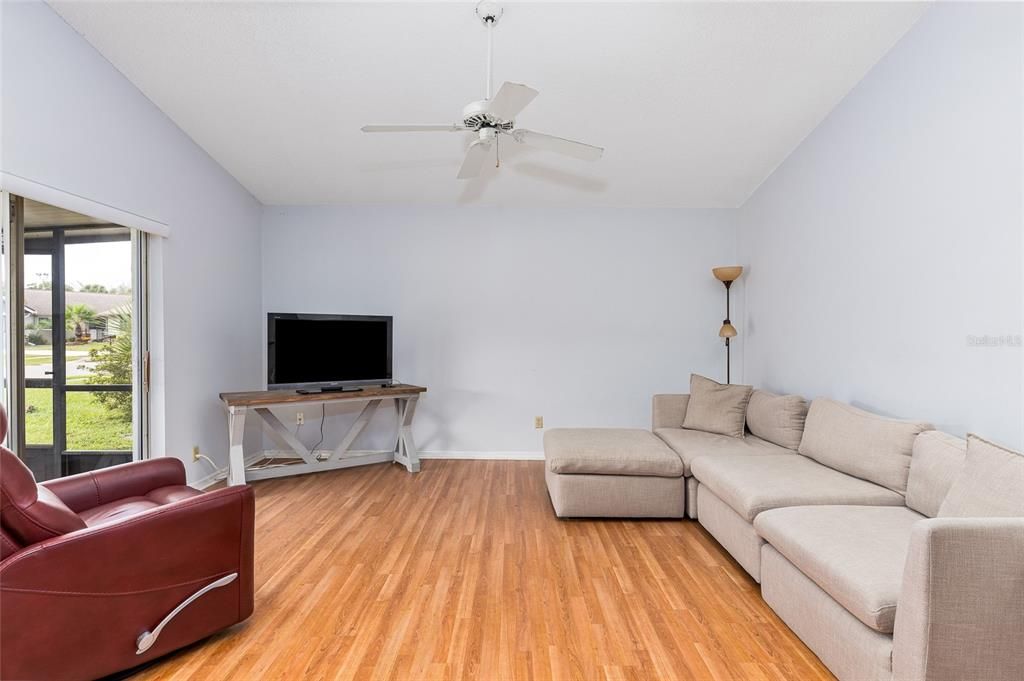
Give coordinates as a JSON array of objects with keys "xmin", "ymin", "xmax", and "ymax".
[{"xmin": 136, "ymin": 573, "xmax": 238, "ymax": 655}]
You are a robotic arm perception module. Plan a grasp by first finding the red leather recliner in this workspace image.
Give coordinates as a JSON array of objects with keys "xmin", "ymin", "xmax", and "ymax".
[{"xmin": 0, "ymin": 405, "xmax": 255, "ymax": 681}]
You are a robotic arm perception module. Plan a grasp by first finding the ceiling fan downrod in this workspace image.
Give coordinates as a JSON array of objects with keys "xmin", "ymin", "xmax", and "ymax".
[{"xmin": 476, "ymin": 1, "xmax": 503, "ymax": 100}]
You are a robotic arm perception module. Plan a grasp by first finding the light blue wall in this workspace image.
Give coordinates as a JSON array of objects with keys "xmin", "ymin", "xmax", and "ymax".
[
  {"xmin": 737, "ymin": 3, "xmax": 1023, "ymax": 446},
  {"xmin": 262, "ymin": 204, "xmax": 737, "ymax": 454},
  {"xmin": 1, "ymin": 1, "xmax": 265, "ymax": 480}
]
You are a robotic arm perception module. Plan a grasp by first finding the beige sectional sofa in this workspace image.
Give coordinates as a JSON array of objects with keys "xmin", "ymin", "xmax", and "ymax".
[
  {"xmin": 688, "ymin": 397, "xmax": 927, "ymax": 581},
  {"xmin": 545, "ymin": 383, "xmax": 1024, "ymax": 681}
]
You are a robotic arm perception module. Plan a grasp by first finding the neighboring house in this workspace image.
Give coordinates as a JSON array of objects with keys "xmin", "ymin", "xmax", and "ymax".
[
  {"xmin": 97, "ymin": 303, "xmax": 131, "ymax": 337},
  {"xmin": 23, "ymin": 289, "xmax": 130, "ymax": 341}
]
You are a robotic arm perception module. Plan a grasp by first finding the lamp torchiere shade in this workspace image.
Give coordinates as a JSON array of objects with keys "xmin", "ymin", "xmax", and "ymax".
[
  {"xmin": 719, "ymin": 322, "xmax": 738, "ymax": 338},
  {"xmin": 712, "ymin": 265, "xmax": 743, "ymax": 283}
]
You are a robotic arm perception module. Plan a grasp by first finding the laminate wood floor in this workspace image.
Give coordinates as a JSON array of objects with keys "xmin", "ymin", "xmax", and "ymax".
[{"xmin": 133, "ymin": 460, "xmax": 834, "ymax": 681}]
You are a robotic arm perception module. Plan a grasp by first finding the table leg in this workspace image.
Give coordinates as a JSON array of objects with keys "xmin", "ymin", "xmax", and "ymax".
[
  {"xmin": 227, "ymin": 406, "xmax": 247, "ymax": 486},
  {"xmin": 394, "ymin": 396, "xmax": 420, "ymax": 473}
]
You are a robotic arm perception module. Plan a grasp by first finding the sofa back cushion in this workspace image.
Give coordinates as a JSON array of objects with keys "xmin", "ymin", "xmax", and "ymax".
[
  {"xmin": 681, "ymin": 374, "xmax": 753, "ymax": 439},
  {"xmin": 938, "ymin": 435, "xmax": 1024, "ymax": 517},
  {"xmin": 746, "ymin": 390, "xmax": 808, "ymax": 450},
  {"xmin": 906, "ymin": 431, "xmax": 967, "ymax": 517},
  {"xmin": 798, "ymin": 399, "xmax": 932, "ymax": 494}
]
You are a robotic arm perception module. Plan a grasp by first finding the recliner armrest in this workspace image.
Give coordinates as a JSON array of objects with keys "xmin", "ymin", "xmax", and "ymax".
[
  {"xmin": 892, "ymin": 517, "xmax": 1024, "ymax": 681},
  {"xmin": 652, "ymin": 394, "xmax": 689, "ymax": 430},
  {"xmin": 41, "ymin": 457, "xmax": 187, "ymax": 512}
]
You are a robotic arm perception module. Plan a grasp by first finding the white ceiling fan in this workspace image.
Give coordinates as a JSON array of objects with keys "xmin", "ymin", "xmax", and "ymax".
[{"xmin": 361, "ymin": 1, "xmax": 604, "ymax": 180}]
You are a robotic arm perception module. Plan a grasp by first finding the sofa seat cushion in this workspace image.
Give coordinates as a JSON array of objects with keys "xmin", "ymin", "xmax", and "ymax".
[
  {"xmin": 78, "ymin": 485, "xmax": 203, "ymax": 527},
  {"xmin": 654, "ymin": 428, "xmax": 794, "ymax": 476},
  {"xmin": 754, "ymin": 505, "xmax": 925, "ymax": 633},
  {"xmin": 544, "ymin": 429, "xmax": 683, "ymax": 478},
  {"xmin": 691, "ymin": 454, "xmax": 905, "ymax": 522}
]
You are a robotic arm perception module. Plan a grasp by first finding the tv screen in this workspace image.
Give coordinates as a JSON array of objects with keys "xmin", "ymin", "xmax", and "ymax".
[{"xmin": 268, "ymin": 313, "xmax": 392, "ymax": 389}]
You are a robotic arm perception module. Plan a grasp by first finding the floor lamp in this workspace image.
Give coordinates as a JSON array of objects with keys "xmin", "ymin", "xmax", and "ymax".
[{"xmin": 712, "ymin": 266, "xmax": 743, "ymax": 384}]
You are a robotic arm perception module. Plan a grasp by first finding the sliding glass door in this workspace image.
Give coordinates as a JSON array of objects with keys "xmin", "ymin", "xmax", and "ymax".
[{"xmin": 7, "ymin": 195, "xmax": 147, "ymax": 481}]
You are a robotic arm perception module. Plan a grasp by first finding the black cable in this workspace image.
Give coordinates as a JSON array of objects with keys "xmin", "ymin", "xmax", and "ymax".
[{"xmin": 312, "ymin": 403, "xmax": 326, "ymax": 454}]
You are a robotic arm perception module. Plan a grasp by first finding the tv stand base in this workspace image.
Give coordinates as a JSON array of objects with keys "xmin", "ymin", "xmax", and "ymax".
[{"xmin": 219, "ymin": 384, "xmax": 427, "ymax": 485}]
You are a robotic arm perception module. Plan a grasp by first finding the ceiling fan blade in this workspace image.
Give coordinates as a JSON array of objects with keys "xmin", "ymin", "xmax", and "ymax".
[
  {"xmin": 457, "ymin": 140, "xmax": 493, "ymax": 180},
  {"xmin": 511, "ymin": 129, "xmax": 604, "ymax": 161},
  {"xmin": 361, "ymin": 124, "xmax": 465, "ymax": 133},
  {"xmin": 487, "ymin": 82, "xmax": 539, "ymax": 121}
]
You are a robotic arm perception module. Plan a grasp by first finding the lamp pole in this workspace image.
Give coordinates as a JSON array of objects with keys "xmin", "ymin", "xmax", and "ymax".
[
  {"xmin": 712, "ymin": 266, "xmax": 742, "ymax": 385},
  {"xmin": 724, "ymin": 280, "xmax": 732, "ymax": 383}
]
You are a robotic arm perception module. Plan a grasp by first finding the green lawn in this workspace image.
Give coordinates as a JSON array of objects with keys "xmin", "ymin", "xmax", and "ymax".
[
  {"xmin": 25, "ymin": 342, "xmax": 106, "ymax": 353},
  {"xmin": 24, "ymin": 342, "xmax": 105, "ymax": 366},
  {"xmin": 25, "ymin": 355, "xmax": 54, "ymax": 366},
  {"xmin": 25, "ymin": 388, "xmax": 132, "ymax": 450}
]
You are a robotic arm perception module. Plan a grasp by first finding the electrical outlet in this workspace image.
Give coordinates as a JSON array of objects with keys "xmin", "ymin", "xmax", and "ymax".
[
  {"xmin": 535, "ymin": 416, "xmax": 544, "ymax": 429},
  {"xmin": 296, "ymin": 412, "xmax": 305, "ymax": 426},
  {"xmin": 192, "ymin": 446, "xmax": 200, "ymax": 462}
]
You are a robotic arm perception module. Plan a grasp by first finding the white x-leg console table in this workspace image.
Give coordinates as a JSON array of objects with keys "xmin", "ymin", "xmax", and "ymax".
[{"xmin": 219, "ymin": 384, "xmax": 426, "ymax": 486}]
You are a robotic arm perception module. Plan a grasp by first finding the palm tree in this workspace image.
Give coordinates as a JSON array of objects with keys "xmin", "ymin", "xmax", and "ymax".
[
  {"xmin": 65, "ymin": 303, "xmax": 98, "ymax": 341},
  {"xmin": 87, "ymin": 310, "xmax": 133, "ymax": 421}
]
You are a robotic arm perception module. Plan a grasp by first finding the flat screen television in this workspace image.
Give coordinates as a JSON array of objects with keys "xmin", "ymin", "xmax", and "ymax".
[{"xmin": 267, "ymin": 313, "xmax": 392, "ymax": 390}]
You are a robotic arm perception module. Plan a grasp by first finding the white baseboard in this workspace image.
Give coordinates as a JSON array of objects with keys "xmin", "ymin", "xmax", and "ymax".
[
  {"xmin": 192, "ymin": 468, "xmax": 225, "ymax": 490},
  {"xmin": 191, "ymin": 452, "xmax": 264, "ymax": 490},
  {"xmin": 257, "ymin": 448, "xmax": 545, "ymax": 461},
  {"xmin": 420, "ymin": 451, "xmax": 544, "ymax": 461},
  {"xmin": 193, "ymin": 449, "xmax": 545, "ymax": 488}
]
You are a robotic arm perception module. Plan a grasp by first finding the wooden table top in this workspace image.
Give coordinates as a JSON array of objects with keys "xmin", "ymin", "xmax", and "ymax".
[{"xmin": 220, "ymin": 384, "xmax": 426, "ymax": 407}]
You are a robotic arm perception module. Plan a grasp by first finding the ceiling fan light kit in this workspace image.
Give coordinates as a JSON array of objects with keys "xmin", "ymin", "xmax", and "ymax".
[{"xmin": 361, "ymin": 1, "xmax": 605, "ymax": 180}]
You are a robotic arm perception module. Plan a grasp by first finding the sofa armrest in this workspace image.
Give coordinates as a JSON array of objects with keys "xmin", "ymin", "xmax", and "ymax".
[
  {"xmin": 652, "ymin": 394, "xmax": 689, "ymax": 430},
  {"xmin": 41, "ymin": 457, "xmax": 187, "ymax": 513},
  {"xmin": 0, "ymin": 485, "xmax": 254, "ymax": 681},
  {"xmin": 892, "ymin": 518, "xmax": 1024, "ymax": 681}
]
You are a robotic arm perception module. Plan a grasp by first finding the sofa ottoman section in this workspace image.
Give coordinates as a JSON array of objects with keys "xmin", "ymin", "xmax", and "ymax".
[{"xmin": 544, "ymin": 429, "xmax": 685, "ymax": 518}]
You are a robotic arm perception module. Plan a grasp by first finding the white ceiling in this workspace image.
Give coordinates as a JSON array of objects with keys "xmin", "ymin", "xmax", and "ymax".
[{"xmin": 50, "ymin": 1, "xmax": 927, "ymax": 208}]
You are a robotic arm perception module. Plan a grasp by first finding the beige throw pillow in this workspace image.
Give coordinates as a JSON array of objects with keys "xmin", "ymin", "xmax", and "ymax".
[
  {"xmin": 746, "ymin": 389, "xmax": 809, "ymax": 450},
  {"xmin": 938, "ymin": 434, "xmax": 1024, "ymax": 518},
  {"xmin": 681, "ymin": 374, "xmax": 753, "ymax": 439}
]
